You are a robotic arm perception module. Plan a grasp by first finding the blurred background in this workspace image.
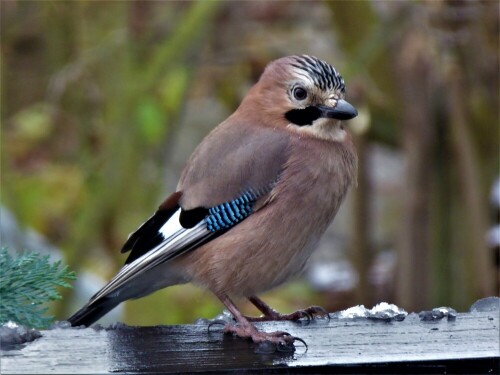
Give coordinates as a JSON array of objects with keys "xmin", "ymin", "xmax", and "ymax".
[{"xmin": 1, "ymin": 1, "xmax": 498, "ymax": 326}]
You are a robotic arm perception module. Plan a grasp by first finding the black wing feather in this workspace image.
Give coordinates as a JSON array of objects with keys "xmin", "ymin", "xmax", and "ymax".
[
  {"xmin": 122, "ymin": 206, "xmax": 179, "ymax": 264},
  {"xmin": 121, "ymin": 205, "xmax": 214, "ymax": 265}
]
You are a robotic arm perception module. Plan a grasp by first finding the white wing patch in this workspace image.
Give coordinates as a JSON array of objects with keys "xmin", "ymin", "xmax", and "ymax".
[{"xmin": 89, "ymin": 208, "xmax": 212, "ymax": 304}]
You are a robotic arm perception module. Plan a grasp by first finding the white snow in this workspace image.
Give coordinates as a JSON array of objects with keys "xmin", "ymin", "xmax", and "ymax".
[
  {"xmin": 3, "ymin": 321, "xmax": 19, "ymax": 328},
  {"xmin": 338, "ymin": 302, "xmax": 408, "ymax": 319}
]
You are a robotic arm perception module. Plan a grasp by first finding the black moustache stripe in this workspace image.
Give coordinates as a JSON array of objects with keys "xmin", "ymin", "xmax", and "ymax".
[{"xmin": 284, "ymin": 107, "xmax": 322, "ymax": 126}]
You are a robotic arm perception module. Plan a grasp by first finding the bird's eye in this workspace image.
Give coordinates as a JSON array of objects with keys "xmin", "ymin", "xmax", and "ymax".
[{"xmin": 293, "ymin": 87, "xmax": 307, "ymax": 101}]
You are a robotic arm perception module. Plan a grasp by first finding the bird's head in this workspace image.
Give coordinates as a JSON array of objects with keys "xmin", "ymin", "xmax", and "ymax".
[{"xmin": 241, "ymin": 55, "xmax": 357, "ymax": 141}]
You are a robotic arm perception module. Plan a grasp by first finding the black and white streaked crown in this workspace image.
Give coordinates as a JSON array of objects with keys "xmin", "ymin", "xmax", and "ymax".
[{"xmin": 291, "ymin": 55, "xmax": 345, "ymax": 94}]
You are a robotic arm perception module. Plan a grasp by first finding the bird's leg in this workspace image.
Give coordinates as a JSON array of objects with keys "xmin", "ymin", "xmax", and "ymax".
[
  {"xmin": 213, "ymin": 293, "xmax": 305, "ymax": 351},
  {"xmin": 246, "ymin": 296, "xmax": 329, "ymax": 322}
]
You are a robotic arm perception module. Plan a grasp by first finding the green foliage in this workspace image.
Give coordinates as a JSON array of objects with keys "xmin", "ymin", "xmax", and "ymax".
[
  {"xmin": 0, "ymin": 248, "xmax": 76, "ymax": 328},
  {"xmin": 136, "ymin": 97, "xmax": 167, "ymax": 145}
]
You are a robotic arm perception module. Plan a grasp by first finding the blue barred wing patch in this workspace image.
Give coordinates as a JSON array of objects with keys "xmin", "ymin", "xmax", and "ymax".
[{"xmin": 205, "ymin": 191, "xmax": 256, "ymax": 232}]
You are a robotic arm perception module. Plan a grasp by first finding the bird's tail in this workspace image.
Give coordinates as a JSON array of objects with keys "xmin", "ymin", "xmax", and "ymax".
[{"xmin": 67, "ymin": 298, "xmax": 120, "ymax": 327}]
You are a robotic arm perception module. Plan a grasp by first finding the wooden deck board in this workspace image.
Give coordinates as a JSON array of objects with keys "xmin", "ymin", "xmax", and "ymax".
[{"xmin": 1, "ymin": 311, "xmax": 499, "ymax": 374}]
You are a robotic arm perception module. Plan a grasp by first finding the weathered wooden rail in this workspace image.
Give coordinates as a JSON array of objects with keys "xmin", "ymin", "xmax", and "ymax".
[{"xmin": 1, "ymin": 310, "xmax": 499, "ymax": 374}]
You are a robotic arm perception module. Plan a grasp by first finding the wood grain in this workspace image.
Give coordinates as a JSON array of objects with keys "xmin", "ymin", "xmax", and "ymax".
[{"xmin": 2, "ymin": 311, "xmax": 498, "ymax": 374}]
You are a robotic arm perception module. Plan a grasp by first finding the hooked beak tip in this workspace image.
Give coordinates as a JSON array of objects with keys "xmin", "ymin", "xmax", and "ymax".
[{"xmin": 317, "ymin": 99, "xmax": 358, "ymax": 121}]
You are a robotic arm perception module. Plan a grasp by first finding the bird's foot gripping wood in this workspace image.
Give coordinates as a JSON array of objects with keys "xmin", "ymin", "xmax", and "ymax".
[
  {"xmin": 246, "ymin": 305, "xmax": 330, "ymax": 322},
  {"xmin": 209, "ymin": 318, "xmax": 306, "ymax": 353},
  {"xmin": 214, "ymin": 293, "xmax": 307, "ymax": 353},
  {"xmin": 247, "ymin": 296, "xmax": 330, "ymax": 322},
  {"xmin": 223, "ymin": 320, "xmax": 306, "ymax": 353}
]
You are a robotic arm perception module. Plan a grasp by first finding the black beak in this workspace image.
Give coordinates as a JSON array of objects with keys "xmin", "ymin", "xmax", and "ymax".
[{"xmin": 316, "ymin": 99, "xmax": 358, "ymax": 120}]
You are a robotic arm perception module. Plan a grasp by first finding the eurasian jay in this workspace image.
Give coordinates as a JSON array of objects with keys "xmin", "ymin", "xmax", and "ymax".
[{"xmin": 68, "ymin": 55, "xmax": 358, "ymax": 350}]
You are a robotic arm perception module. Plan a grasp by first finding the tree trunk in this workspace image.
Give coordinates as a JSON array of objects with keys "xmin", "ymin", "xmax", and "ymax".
[{"xmin": 394, "ymin": 31, "xmax": 435, "ymax": 311}]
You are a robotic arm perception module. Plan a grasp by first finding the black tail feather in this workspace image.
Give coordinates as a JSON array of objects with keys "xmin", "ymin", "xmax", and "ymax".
[{"xmin": 67, "ymin": 299, "xmax": 120, "ymax": 327}]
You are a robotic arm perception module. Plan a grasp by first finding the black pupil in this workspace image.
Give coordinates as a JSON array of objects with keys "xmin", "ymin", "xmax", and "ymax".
[{"xmin": 293, "ymin": 87, "xmax": 307, "ymax": 100}]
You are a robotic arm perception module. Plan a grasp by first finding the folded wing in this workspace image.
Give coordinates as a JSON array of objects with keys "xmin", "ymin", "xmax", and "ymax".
[{"xmin": 68, "ymin": 123, "xmax": 291, "ymax": 326}]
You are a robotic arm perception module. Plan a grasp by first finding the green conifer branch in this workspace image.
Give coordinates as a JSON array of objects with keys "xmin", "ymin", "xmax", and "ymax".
[{"xmin": 0, "ymin": 248, "xmax": 76, "ymax": 328}]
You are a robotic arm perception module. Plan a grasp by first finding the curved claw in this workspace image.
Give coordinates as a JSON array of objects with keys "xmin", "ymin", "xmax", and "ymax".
[
  {"xmin": 301, "ymin": 310, "xmax": 313, "ymax": 321},
  {"xmin": 307, "ymin": 305, "xmax": 330, "ymax": 321},
  {"xmin": 207, "ymin": 319, "xmax": 229, "ymax": 332},
  {"xmin": 291, "ymin": 336, "xmax": 308, "ymax": 351},
  {"xmin": 271, "ymin": 333, "xmax": 308, "ymax": 353}
]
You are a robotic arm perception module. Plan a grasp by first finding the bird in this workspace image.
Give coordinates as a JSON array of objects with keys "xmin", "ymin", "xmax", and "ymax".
[{"xmin": 68, "ymin": 55, "xmax": 358, "ymax": 350}]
